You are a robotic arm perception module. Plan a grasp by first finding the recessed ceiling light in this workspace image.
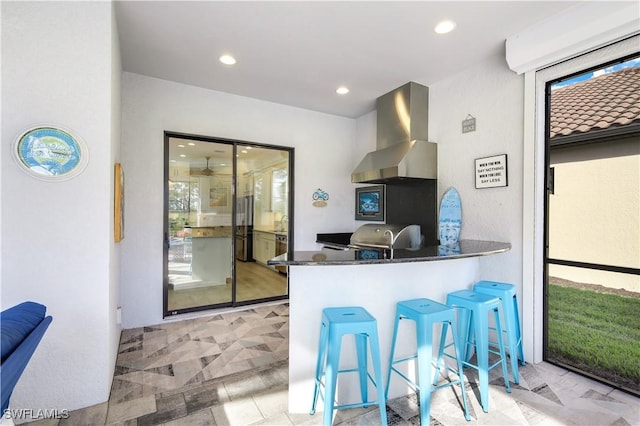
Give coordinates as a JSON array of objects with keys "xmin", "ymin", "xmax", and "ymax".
[
  {"xmin": 187, "ymin": 142, "xmax": 195, "ymax": 146},
  {"xmin": 177, "ymin": 144, "xmax": 185, "ymax": 148},
  {"xmin": 219, "ymin": 54, "xmax": 236, "ymax": 65},
  {"xmin": 179, "ymin": 154, "xmax": 186, "ymax": 158},
  {"xmin": 336, "ymin": 86, "xmax": 349, "ymax": 95},
  {"xmin": 241, "ymin": 150, "xmax": 248, "ymax": 154},
  {"xmin": 434, "ymin": 20, "xmax": 456, "ymax": 34}
]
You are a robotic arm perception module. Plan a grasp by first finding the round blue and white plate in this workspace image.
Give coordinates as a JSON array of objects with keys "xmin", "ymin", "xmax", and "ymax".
[{"xmin": 13, "ymin": 125, "xmax": 88, "ymax": 181}]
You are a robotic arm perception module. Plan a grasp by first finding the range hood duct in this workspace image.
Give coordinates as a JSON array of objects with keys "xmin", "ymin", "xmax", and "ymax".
[{"xmin": 352, "ymin": 81, "xmax": 437, "ymax": 183}]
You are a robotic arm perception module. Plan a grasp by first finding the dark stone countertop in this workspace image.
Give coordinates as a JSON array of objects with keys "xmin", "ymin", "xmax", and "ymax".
[
  {"xmin": 268, "ymin": 239, "xmax": 510, "ymax": 266},
  {"xmin": 315, "ymin": 232, "xmax": 353, "ymax": 249}
]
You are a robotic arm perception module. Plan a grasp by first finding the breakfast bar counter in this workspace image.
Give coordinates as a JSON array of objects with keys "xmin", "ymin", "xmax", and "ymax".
[
  {"xmin": 268, "ymin": 240, "xmax": 511, "ymax": 414},
  {"xmin": 269, "ymin": 239, "xmax": 510, "ymax": 266}
]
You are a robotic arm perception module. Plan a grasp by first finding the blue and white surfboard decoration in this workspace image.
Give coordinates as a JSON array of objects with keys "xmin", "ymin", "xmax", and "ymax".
[{"xmin": 439, "ymin": 187, "xmax": 462, "ymax": 245}]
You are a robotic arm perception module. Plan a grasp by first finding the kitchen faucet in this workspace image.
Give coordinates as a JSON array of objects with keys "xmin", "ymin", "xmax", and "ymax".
[
  {"xmin": 384, "ymin": 229, "xmax": 395, "ymax": 258},
  {"xmin": 278, "ymin": 215, "xmax": 289, "ymax": 231}
]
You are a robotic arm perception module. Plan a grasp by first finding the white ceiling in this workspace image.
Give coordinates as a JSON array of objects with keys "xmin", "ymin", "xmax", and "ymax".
[
  {"xmin": 115, "ymin": 1, "xmax": 584, "ymax": 118},
  {"xmin": 169, "ymin": 136, "xmax": 287, "ymax": 168}
]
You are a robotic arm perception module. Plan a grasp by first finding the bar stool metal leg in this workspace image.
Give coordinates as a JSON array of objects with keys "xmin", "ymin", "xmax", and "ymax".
[
  {"xmin": 386, "ymin": 298, "xmax": 470, "ymax": 425},
  {"xmin": 355, "ymin": 333, "xmax": 368, "ymax": 406},
  {"xmin": 473, "ymin": 280, "xmax": 526, "ymax": 384},
  {"xmin": 311, "ymin": 321, "xmax": 328, "ymax": 415},
  {"xmin": 310, "ymin": 307, "xmax": 387, "ymax": 426},
  {"xmin": 446, "ymin": 290, "xmax": 511, "ymax": 413},
  {"xmin": 416, "ymin": 314, "xmax": 433, "ymax": 425},
  {"xmin": 433, "ymin": 318, "xmax": 471, "ymax": 421},
  {"xmin": 367, "ymin": 327, "xmax": 387, "ymax": 423},
  {"xmin": 324, "ymin": 334, "xmax": 342, "ymax": 425},
  {"xmin": 384, "ymin": 310, "xmax": 401, "ymax": 401}
]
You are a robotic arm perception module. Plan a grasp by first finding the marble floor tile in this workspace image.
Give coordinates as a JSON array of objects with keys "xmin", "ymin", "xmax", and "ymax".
[
  {"xmin": 210, "ymin": 396, "xmax": 264, "ymax": 425},
  {"xmin": 59, "ymin": 401, "xmax": 107, "ymax": 426},
  {"xmin": 159, "ymin": 408, "xmax": 216, "ymax": 426},
  {"xmin": 253, "ymin": 412, "xmax": 295, "ymax": 425},
  {"xmin": 285, "ymin": 412, "xmax": 325, "ymax": 426},
  {"xmin": 105, "ymin": 395, "xmax": 156, "ymax": 424},
  {"xmin": 252, "ymin": 386, "xmax": 289, "ymax": 419},
  {"xmin": 134, "ymin": 394, "xmax": 186, "ymax": 426}
]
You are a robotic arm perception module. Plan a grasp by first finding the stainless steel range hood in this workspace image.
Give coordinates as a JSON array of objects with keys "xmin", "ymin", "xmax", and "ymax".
[{"xmin": 352, "ymin": 82, "xmax": 437, "ymax": 183}]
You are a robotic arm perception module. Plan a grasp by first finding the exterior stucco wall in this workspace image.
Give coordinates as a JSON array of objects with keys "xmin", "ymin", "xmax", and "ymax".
[{"xmin": 549, "ymin": 136, "xmax": 640, "ymax": 292}]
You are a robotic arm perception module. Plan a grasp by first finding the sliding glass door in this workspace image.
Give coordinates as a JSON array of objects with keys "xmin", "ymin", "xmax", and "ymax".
[
  {"xmin": 163, "ymin": 133, "xmax": 292, "ymax": 316},
  {"xmin": 165, "ymin": 137, "xmax": 234, "ymax": 313},
  {"xmin": 236, "ymin": 146, "xmax": 290, "ymax": 302},
  {"xmin": 544, "ymin": 56, "xmax": 640, "ymax": 395}
]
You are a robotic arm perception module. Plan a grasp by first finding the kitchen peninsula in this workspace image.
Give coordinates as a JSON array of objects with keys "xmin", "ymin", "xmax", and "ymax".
[
  {"xmin": 188, "ymin": 226, "xmax": 232, "ymax": 287},
  {"xmin": 268, "ymin": 240, "xmax": 510, "ymax": 414}
]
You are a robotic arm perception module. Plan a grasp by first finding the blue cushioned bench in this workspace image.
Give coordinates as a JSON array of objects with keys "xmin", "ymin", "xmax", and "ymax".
[{"xmin": 1, "ymin": 301, "xmax": 53, "ymax": 413}]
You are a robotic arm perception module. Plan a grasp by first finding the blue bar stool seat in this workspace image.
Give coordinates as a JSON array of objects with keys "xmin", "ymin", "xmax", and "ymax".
[
  {"xmin": 473, "ymin": 280, "xmax": 525, "ymax": 384},
  {"xmin": 385, "ymin": 298, "xmax": 470, "ymax": 425},
  {"xmin": 442, "ymin": 290, "xmax": 511, "ymax": 413},
  {"xmin": 310, "ymin": 306, "xmax": 387, "ymax": 426}
]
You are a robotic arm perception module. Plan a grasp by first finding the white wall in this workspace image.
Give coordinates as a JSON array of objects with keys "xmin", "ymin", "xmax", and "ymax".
[
  {"xmin": 425, "ymin": 55, "xmax": 526, "ymax": 353},
  {"xmin": 120, "ymin": 73, "xmax": 356, "ymax": 328},
  {"xmin": 109, "ymin": 1, "xmax": 123, "ymax": 378},
  {"xmin": 427, "ymin": 55, "xmax": 524, "ymax": 285},
  {"xmin": 1, "ymin": 1, "xmax": 120, "ymax": 414}
]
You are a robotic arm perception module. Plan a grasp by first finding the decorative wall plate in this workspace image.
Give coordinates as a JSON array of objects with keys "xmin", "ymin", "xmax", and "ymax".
[{"xmin": 13, "ymin": 125, "xmax": 88, "ymax": 181}]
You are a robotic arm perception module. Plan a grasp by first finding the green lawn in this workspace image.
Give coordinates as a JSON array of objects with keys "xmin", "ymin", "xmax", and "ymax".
[{"xmin": 547, "ymin": 283, "xmax": 640, "ymax": 392}]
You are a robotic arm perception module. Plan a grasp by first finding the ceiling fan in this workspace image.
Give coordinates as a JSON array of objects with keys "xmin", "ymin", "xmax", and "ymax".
[{"xmin": 200, "ymin": 156, "xmax": 213, "ymax": 176}]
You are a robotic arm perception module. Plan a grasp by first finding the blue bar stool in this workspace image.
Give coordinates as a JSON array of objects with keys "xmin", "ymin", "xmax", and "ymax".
[
  {"xmin": 310, "ymin": 306, "xmax": 387, "ymax": 426},
  {"xmin": 442, "ymin": 290, "xmax": 511, "ymax": 413},
  {"xmin": 473, "ymin": 280, "xmax": 525, "ymax": 384},
  {"xmin": 385, "ymin": 298, "xmax": 470, "ymax": 425}
]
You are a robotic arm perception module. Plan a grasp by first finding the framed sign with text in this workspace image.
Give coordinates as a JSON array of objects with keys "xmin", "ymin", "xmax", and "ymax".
[{"xmin": 475, "ymin": 154, "xmax": 508, "ymax": 189}]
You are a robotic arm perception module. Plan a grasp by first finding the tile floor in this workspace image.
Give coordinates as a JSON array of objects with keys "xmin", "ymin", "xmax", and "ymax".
[{"xmin": 26, "ymin": 302, "xmax": 639, "ymax": 425}]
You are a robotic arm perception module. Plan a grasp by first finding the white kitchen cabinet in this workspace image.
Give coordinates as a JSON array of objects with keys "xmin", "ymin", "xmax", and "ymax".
[
  {"xmin": 253, "ymin": 161, "xmax": 288, "ymax": 229},
  {"xmin": 239, "ymin": 172, "xmax": 254, "ymax": 196},
  {"xmin": 254, "ymin": 171, "xmax": 272, "ymax": 211},
  {"xmin": 253, "ymin": 171, "xmax": 272, "ymax": 229},
  {"xmin": 271, "ymin": 167, "xmax": 288, "ymax": 216},
  {"xmin": 253, "ymin": 230, "xmax": 276, "ymax": 269},
  {"xmin": 169, "ymin": 162, "xmax": 191, "ymax": 181},
  {"xmin": 191, "ymin": 236, "xmax": 233, "ymax": 285}
]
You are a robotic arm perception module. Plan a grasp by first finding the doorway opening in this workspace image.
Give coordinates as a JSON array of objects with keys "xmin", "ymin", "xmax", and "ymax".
[
  {"xmin": 163, "ymin": 132, "xmax": 293, "ymax": 316},
  {"xmin": 543, "ymin": 55, "xmax": 640, "ymax": 395}
]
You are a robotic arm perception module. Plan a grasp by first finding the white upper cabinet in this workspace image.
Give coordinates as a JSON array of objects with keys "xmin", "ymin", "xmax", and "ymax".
[{"xmin": 239, "ymin": 171, "xmax": 254, "ymax": 196}]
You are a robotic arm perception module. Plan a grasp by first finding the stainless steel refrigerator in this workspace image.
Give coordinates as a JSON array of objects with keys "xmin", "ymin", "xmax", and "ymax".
[{"xmin": 235, "ymin": 196, "xmax": 254, "ymax": 261}]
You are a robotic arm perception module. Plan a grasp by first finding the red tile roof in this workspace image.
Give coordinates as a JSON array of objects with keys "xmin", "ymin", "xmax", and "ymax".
[{"xmin": 550, "ymin": 66, "xmax": 640, "ymax": 139}]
